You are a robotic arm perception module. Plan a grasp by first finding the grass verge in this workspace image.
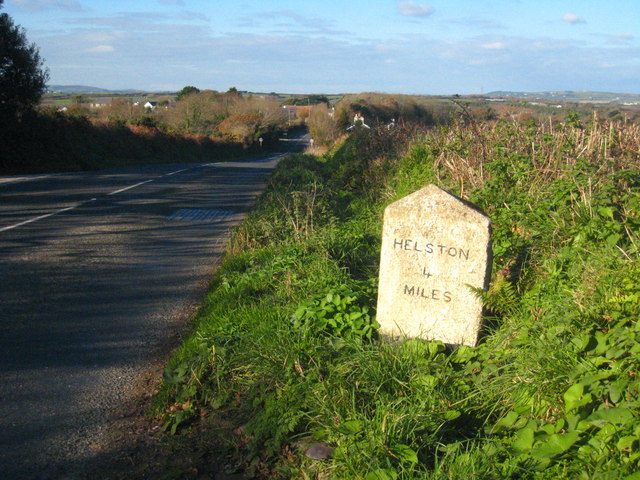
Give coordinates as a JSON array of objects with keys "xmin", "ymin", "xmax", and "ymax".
[{"xmin": 154, "ymin": 119, "xmax": 640, "ymax": 479}]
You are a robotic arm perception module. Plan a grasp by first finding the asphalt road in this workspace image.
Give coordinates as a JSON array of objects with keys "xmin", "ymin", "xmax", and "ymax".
[{"xmin": 0, "ymin": 139, "xmax": 303, "ymax": 479}]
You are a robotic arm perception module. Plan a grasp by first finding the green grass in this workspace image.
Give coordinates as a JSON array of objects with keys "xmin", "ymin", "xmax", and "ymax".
[{"xmin": 154, "ymin": 118, "xmax": 640, "ymax": 479}]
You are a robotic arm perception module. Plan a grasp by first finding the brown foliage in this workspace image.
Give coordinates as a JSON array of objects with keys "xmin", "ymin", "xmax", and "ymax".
[
  {"xmin": 307, "ymin": 104, "xmax": 339, "ymax": 146},
  {"xmin": 218, "ymin": 113, "xmax": 262, "ymax": 145}
]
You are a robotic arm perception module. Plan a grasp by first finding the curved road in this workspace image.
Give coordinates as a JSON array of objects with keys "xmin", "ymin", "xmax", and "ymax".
[{"xmin": 0, "ymin": 137, "xmax": 306, "ymax": 479}]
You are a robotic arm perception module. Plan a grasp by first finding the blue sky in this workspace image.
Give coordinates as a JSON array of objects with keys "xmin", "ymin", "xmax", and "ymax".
[{"xmin": 4, "ymin": 0, "xmax": 640, "ymax": 94}]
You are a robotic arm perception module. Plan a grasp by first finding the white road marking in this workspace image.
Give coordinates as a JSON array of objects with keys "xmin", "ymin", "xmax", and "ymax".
[
  {"xmin": 0, "ymin": 174, "xmax": 52, "ymax": 186},
  {"xmin": 165, "ymin": 168, "xmax": 189, "ymax": 176},
  {"xmin": 0, "ymin": 205, "xmax": 78, "ymax": 233},
  {"xmin": 0, "ymin": 152, "xmax": 287, "ymax": 233},
  {"xmin": 107, "ymin": 179, "xmax": 154, "ymax": 196}
]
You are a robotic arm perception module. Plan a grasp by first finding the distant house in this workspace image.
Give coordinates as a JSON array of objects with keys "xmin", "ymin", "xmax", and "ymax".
[
  {"xmin": 282, "ymin": 105, "xmax": 298, "ymax": 116},
  {"xmin": 347, "ymin": 113, "xmax": 370, "ymax": 130},
  {"xmin": 90, "ymin": 99, "xmax": 110, "ymax": 109},
  {"xmin": 144, "ymin": 101, "xmax": 157, "ymax": 110}
]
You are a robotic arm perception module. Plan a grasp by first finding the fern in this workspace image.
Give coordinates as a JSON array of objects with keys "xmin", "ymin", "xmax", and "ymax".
[{"xmin": 471, "ymin": 274, "xmax": 520, "ymax": 317}]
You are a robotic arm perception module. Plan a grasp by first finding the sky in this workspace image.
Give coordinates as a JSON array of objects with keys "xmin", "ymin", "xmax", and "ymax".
[{"xmin": 3, "ymin": 0, "xmax": 640, "ymax": 94}]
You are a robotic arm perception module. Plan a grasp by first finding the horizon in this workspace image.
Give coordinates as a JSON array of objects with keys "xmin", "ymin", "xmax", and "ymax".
[
  {"xmin": 47, "ymin": 84, "xmax": 640, "ymax": 98},
  {"xmin": 46, "ymin": 84, "xmax": 640, "ymax": 97},
  {"xmin": 5, "ymin": 0, "xmax": 640, "ymax": 95}
]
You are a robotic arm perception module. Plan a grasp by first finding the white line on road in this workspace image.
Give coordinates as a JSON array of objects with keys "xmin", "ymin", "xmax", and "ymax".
[
  {"xmin": 0, "ymin": 205, "xmax": 79, "ymax": 233},
  {"xmin": 0, "ymin": 174, "xmax": 52, "ymax": 186},
  {"xmin": 0, "ymin": 155, "xmax": 285, "ymax": 233},
  {"xmin": 165, "ymin": 168, "xmax": 189, "ymax": 176},
  {"xmin": 107, "ymin": 179, "xmax": 154, "ymax": 196},
  {"xmin": 1, "ymin": 177, "xmax": 158, "ymax": 233}
]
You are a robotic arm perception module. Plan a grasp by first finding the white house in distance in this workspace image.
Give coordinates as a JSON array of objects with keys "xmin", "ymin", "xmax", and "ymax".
[{"xmin": 143, "ymin": 101, "xmax": 158, "ymax": 111}]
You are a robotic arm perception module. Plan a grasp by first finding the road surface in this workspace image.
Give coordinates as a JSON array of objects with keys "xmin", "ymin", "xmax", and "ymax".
[{"xmin": 0, "ymin": 139, "xmax": 305, "ymax": 479}]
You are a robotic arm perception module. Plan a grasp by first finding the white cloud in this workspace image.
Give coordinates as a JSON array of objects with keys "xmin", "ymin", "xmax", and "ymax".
[
  {"xmin": 85, "ymin": 45, "xmax": 114, "ymax": 53},
  {"xmin": 562, "ymin": 13, "xmax": 586, "ymax": 24},
  {"xmin": 398, "ymin": 2, "xmax": 434, "ymax": 17},
  {"xmin": 242, "ymin": 10, "xmax": 348, "ymax": 36},
  {"xmin": 449, "ymin": 18, "xmax": 505, "ymax": 30},
  {"xmin": 481, "ymin": 42, "xmax": 505, "ymax": 50},
  {"xmin": 610, "ymin": 33, "xmax": 634, "ymax": 43},
  {"xmin": 11, "ymin": 0, "xmax": 84, "ymax": 12}
]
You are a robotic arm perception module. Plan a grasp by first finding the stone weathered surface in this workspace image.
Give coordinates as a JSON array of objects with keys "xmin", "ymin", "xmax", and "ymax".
[{"xmin": 376, "ymin": 184, "xmax": 492, "ymax": 346}]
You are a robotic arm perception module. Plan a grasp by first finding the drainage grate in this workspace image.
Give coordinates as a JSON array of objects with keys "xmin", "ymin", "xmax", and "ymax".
[{"xmin": 166, "ymin": 208, "xmax": 233, "ymax": 223}]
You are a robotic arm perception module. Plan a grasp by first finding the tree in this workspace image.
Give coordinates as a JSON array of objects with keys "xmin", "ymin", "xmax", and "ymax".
[
  {"xmin": 0, "ymin": 1, "xmax": 49, "ymax": 120},
  {"xmin": 176, "ymin": 85, "xmax": 200, "ymax": 101},
  {"xmin": 308, "ymin": 104, "xmax": 339, "ymax": 146}
]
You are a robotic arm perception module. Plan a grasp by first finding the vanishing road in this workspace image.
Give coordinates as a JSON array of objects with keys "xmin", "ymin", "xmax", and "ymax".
[{"xmin": 0, "ymin": 137, "xmax": 305, "ymax": 479}]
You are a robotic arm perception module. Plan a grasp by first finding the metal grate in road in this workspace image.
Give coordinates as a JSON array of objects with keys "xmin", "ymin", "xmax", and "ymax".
[{"xmin": 166, "ymin": 208, "xmax": 233, "ymax": 223}]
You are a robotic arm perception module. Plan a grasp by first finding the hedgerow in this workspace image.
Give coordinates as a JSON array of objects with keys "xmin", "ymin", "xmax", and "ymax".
[{"xmin": 156, "ymin": 116, "xmax": 640, "ymax": 479}]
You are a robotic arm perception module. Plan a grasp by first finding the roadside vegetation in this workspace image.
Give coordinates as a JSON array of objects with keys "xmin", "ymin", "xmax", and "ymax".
[
  {"xmin": 154, "ymin": 104, "xmax": 640, "ymax": 479},
  {"xmin": 1, "ymin": 87, "xmax": 292, "ymax": 174}
]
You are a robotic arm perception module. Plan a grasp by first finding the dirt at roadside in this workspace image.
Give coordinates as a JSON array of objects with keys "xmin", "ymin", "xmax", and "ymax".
[
  {"xmin": 79, "ymin": 361, "xmax": 248, "ymax": 480},
  {"xmin": 76, "ymin": 299, "xmax": 250, "ymax": 480}
]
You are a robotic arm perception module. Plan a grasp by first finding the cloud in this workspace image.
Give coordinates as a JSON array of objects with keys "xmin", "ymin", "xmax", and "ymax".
[
  {"xmin": 241, "ymin": 10, "xmax": 348, "ymax": 36},
  {"xmin": 609, "ymin": 33, "xmax": 634, "ymax": 44},
  {"xmin": 85, "ymin": 45, "xmax": 114, "ymax": 53},
  {"xmin": 562, "ymin": 13, "xmax": 586, "ymax": 24},
  {"xmin": 398, "ymin": 2, "xmax": 434, "ymax": 17},
  {"xmin": 449, "ymin": 18, "xmax": 505, "ymax": 30},
  {"xmin": 176, "ymin": 11, "xmax": 210, "ymax": 22},
  {"xmin": 11, "ymin": 0, "xmax": 84, "ymax": 11},
  {"xmin": 70, "ymin": 11, "xmax": 208, "ymax": 31},
  {"xmin": 481, "ymin": 42, "xmax": 506, "ymax": 50}
]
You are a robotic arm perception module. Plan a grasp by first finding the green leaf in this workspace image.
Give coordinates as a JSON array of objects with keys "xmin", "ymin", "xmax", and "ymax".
[
  {"xmin": 390, "ymin": 444, "xmax": 418, "ymax": 464},
  {"xmin": 617, "ymin": 435, "xmax": 638, "ymax": 451},
  {"xmin": 564, "ymin": 383, "xmax": 583, "ymax": 405},
  {"xmin": 426, "ymin": 341, "xmax": 445, "ymax": 357},
  {"xmin": 365, "ymin": 469, "xmax": 398, "ymax": 480},
  {"xmin": 587, "ymin": 407, "xmax": 634, "ymax": 427},
  {"xmin": 530, "ymin": 431, "xmax": 581, "ymax": 461},
  {"xmin": 512, "ymin": 426, "xmax": 534, "ymax": 453},
  {"xmin": 494, "ymin": 411, "xmax": 520, "ymax": 431},
  {"xmin": 564, "ymin": 383, "xmax": 591, "ymax": 412},
  {"xmin": 450, "ymin": 345, "xmax": 475, "ymax": 363},
  {"xmin": 606, "ymin": 233, "xmax": 622, "ymax": 247},
  {"xmin": 609, "ymin": 380, "xmax": 626, "ymax": 404},
  {"xmin": 336, "ymin": 419, "xmax": 364, "ymax": 435},
  {"xmin": 444, "ymin": 409, "xmax": 461, "ymax": 421},
  {"xmin": 413, "ymin": 374, "xmax": 438, "ymax": 388},
  {"xmin": 598, "ymin": 207, "xmax": 614, "ymax": 218}
]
